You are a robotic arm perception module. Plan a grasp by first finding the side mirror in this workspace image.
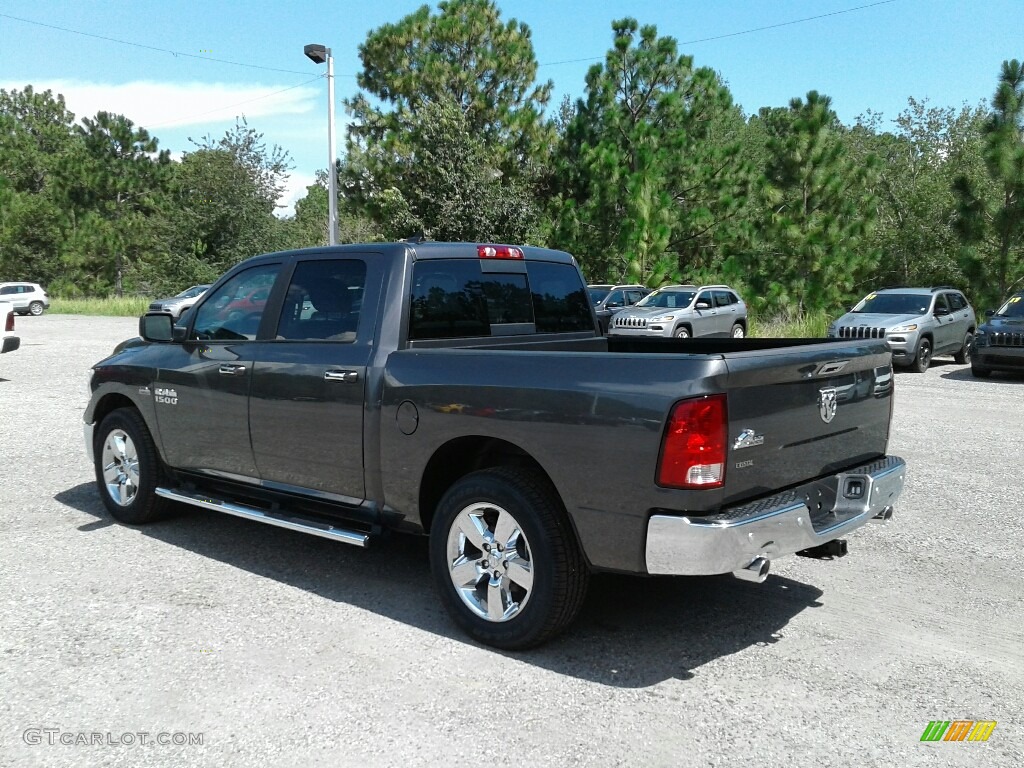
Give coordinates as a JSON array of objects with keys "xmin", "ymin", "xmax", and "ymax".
[
  {"xmin": 934, "ymin": 307, "xmax": 950, "ymax": 317},
  {"xmin": 140, "ymin": 312, "xmax": 174, "ymax": 342},
  {"xmin": 985, "ymin": 309, "xmax": 995, "ymax": 317},
  {"xmin": 695, "ymin": 301, "xmax": 712, "ymax": 310},
  {"xmin": 606, "ymin": 301, "xmax": 622, "ymax": 309}
]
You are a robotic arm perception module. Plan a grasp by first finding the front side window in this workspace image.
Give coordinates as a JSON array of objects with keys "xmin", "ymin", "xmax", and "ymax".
[
  {"xmin": 0, "ymin": 286, "xmax": 15, "ymax": 295},
  {"xmin": 696, "ymin": 291, "xmax": 714, "ymax": 309},
  {"xmin": 275, "ymin": 259, "xmax": 367, "ymax": 341},
  {"xmin": 191, "ymin": 264, "xmax": 280, "ymax": 341},
  {"xmin": 933, "ymin": 294, "xmax": 950, "ymax": 314},
  {"xmin": 605, "ymin": 290, "xmax": 625, "ymax": 307}
]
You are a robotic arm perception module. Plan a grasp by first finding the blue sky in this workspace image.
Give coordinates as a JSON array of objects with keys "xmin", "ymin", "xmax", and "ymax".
[{"xmin": 1, "ymin": 1, "xmax": 1019, "ymax": 214}]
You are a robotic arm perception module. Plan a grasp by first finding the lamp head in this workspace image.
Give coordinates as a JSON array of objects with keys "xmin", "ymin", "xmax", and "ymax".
[{"xmin": 304, "ymin": 44, "xmax": 329, "ymax": 64}]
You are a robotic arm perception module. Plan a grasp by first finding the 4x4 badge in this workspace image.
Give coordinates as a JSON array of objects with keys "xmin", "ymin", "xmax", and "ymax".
[{"xmin": 819, "ymin": 387, "xmax": 838, "ymax": 423}]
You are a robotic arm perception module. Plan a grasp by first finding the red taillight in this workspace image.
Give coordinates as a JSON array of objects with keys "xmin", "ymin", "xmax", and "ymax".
[
  {"xmin": 657, "ymin": 394, "xmax": 728, "ymax": 489},
  {"xmin": 5, "ymin": 311, "xmax": 13, "ymax": 333},
  {"xmin": 477, "ymin": 244, "xmax": 524, "ymax": 260}
]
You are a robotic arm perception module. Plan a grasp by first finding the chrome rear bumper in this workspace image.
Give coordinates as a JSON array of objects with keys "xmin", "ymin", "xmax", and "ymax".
[{"xmin": 645, "ymin": 456, "xmax": 906, "ymax": 576}]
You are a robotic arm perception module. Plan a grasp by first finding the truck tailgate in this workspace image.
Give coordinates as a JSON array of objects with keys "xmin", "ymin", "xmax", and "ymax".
[{"xmin": 720, "ymin": 341, "xmax": 893, "ymax": 506}]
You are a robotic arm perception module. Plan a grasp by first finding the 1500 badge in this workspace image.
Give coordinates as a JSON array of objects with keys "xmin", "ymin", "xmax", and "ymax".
[{"xmin": 154, "ymin": 387, "xmax": 178, "ymax": 405}]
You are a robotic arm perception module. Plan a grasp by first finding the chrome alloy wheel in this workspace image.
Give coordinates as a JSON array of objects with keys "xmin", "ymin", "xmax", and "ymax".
[
  {"xmin": 101, "ymin": 428, "xmax": 140, "ymax": 507},
  {"xmin": 446, "ymin": 502, "xmax": 535, "ymax": 622}
]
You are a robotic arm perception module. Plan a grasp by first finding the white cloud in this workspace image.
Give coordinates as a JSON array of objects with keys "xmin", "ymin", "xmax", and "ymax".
[
  {"xmin": 276, "ymin": 172, "xmax": 319, "ymax": 218},
  {"xmin": 1, "ymin": 79, "xmax": 318, "ymax": 130}
]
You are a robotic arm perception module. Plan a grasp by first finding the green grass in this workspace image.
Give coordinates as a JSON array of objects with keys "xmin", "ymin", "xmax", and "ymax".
[
  {"xmin": 749, "ymin": 311, "xmax": 831, "ymax": 338},
  {"xmin": 49, "ymin": 296, "xmax": 151, "ymax": 317}
]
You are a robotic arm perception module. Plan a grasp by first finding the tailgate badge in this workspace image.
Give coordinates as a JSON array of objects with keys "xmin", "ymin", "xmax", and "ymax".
[
  {"xmin": 819, "ymin": 387, "xmax": 838, "ymax": 423},
  {"xmin": 734, "ymin": 429, "xmax": 764, "ymax": 450}
]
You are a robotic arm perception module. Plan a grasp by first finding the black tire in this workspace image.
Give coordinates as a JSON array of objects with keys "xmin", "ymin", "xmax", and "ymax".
[
  {"xmin": 911, "ymin": 337, "xmax": 932, "ymax": 373},
  {"xmin": 731, "ymin": 323, "xmax": 745, "ymax": 339},
  {"xmin": 674, "ymin": 326, "xmax": 691, "ymax": 339},
  {"xmin": 94, "ymin": 408, "xmax": 174, "ymax": 524},
  {"xmin": 429, "ymin": 467, "xmax": 589, "ymax": 650},
  {"xmin": 29, "ymin": 301, "xmax": 44, "ymax": 316},
  {"xmin": 953, "ymin": 332, "xmax": 972, "ymax": 364},
  {"xmin": 971, "ymin": 364, "xmax": 992, "ymax": 379}
]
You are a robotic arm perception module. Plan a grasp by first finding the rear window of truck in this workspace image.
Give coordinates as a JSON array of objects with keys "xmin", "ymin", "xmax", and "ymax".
[{"xmin": 409, "ymin": 259, "xmax": 592, "ymax": 339}]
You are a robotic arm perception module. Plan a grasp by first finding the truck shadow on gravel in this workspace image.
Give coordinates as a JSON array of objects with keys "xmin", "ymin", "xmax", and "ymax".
[
  {"xmin": 939, "ymin": 366, "xmax": 1024, "ymax": 383},
  {"xmin": 57, "ymin": 481, "xmax": 824, "ymax": 688}
]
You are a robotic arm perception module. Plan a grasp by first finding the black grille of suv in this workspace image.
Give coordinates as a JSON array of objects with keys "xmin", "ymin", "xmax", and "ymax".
[
  {"xmin": 838, "ymin": 326, "xmax": 887, "ymax": 339},
  {"xmin": 990, "ymin": 332, "xmax": 1024, "ymax": 347},
  {"xmin": 616, "ymin": 316, "xmax": 648, "ymax": 328}
]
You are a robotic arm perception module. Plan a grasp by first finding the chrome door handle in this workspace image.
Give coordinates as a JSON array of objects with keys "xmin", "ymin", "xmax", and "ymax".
[
  {"xmin": 219, "ymin": 363, "xmax": 247, "ymax": 375},
  {"xmin": 324, "ymin": 370, "xmax": 359, "ymax": 383}
]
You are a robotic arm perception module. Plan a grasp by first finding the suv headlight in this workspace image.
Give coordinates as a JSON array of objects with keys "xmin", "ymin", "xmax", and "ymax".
[
  {"xmin": 889, "ymin": 323, "xmax": 918, "ymax": 333},
  {"xmin": 650, "ymin": 314, "xmax": 676, "ymax": 323},
  {"xmin": 827, "ymin": 323, "xmax": 837, "ymax": 337}
]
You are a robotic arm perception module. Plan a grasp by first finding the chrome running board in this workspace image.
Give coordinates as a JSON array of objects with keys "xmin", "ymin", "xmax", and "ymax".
[{"xmin": 155, "ymin": 487, "xmax": 370, "ymax": 548}]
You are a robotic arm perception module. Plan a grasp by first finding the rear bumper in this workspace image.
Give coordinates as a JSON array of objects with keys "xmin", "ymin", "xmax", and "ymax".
[
  {"xmin": 2, "ymin": 336, "xmax": 20, "ymax": 353},
  {"xmin": 645, "ymin": 456, "xmax": 906, "ymax": 576}
]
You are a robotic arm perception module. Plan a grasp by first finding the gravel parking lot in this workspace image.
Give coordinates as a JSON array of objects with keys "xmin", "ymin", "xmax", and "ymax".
[{"xmin": 2, "ymin": 314, "xmax": 1022, "ymax": 767}]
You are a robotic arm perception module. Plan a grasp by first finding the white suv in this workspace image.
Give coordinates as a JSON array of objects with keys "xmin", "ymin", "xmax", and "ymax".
[{"xmin": 0, "ymin": 282, "xmax": 50, "ymax": 316}]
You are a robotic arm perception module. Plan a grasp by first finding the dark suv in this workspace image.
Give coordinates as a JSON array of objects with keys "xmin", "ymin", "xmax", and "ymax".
[
  {"xmin": 971, "ymin": 291, "xmax": 1024, "ymax": 378},
  {"xmin": 587, "ymin": 283, "xmax": 650, "ymax": 334}
]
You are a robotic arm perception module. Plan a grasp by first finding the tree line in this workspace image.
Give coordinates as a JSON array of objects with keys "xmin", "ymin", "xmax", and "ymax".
[{"xmin": 1, "ymin": 0, "xmax": 1021, "ymax": 316}]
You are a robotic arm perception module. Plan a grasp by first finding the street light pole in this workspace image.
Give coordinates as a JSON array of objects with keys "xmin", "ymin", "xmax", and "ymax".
[{"xmin": 304, "ymin": 43, "xmax": 339, "ymax": 245}]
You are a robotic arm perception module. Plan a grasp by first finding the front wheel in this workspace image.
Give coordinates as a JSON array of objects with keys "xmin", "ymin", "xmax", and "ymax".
[
  {"xmin": 94, "ymin": 408, "xmax": 174, "ymax": 524},
  {"xmin": 29, "ymin": 301, "xmax": 44, "ymax": 316},
  {"xmin": 731, "ymin": 323, "xmax": 745, "ymax": 338},
  {"xmin": 429, "ymin": 467, "xmax": 589, "ymax": 650},
  {"xmin": 954, "ymin": 332, "xmax": 972, "ymax": 364},
  {"xmin": 911, "ymin": 337, "xmax": 932, "ymax": 373},
  {"xmin": 674, "ymin": 326, "xmax": 691, "ymax": 339}
]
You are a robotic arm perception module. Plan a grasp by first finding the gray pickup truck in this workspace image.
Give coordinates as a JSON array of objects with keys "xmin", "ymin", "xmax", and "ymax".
[{"xmin": 84, "ymin": 242, "xmax": 906, "ymax": 649}]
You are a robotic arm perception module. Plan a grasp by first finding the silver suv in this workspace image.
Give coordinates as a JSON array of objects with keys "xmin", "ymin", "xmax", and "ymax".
[
  {"xmin": 608, "ymin": 285, "xmax": 747, "ymax": 338},
  {"xmin": 827, "ymin": 286, "xmax": 975, "ymax": 372},
  {"xmin": 0, "ymin": 282, "xmax": 50, "ymax": 316}
]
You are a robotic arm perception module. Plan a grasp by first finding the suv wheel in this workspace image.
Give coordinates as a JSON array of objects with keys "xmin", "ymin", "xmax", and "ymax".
[
  {"xmin": 731, "ymin": 323, "xmax": 745, "ymax": 339},
  {"xmin": 971, "ymin": 363, "xmax": 992, "ymax": 379},
  {"xmin": 674, "ymin": 326, "xmax": 691, "ymax": 339},
  {"xmin": 28, "ymin": 301, "xmax": 44, "ymax": 316},
  {"xmin": 911, "ymin": 337, "xmax": 932, "ymax": 373},
  {"xmin": 953, "ymin": 332, "xmax": 972, "ymax": 364},
  {"xmin": 429, "ymin": 467, "xmax": 589, "ymax": 649},
  {"xmin": 94, "ymin": 408, "xmax": 174, "ymax": 524}
]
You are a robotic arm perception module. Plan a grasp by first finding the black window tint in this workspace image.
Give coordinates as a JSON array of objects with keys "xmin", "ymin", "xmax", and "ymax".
[
  {"xmin": 0, "ymin": 286, "xmax": 14, "ymax": 295},
  {"xmin": 411, "ymin": 260, "xmax": 497, "ymax": 339},
  {"xmin": 606, "ymin": 290, "xmax": 625, "ymax": 306},
  {"xmin": 948, "ymin": 293, "xmax": 965, "ymax": 311},
  {"xmin": 696, "ymin": 292, "xmax": 714, "ymax": 308},
  {"xmin": 713, "ymin": 290, "xmax": 733, "ymax": 307},
  {"xmin": 191, "ymin": 264, "xmax": 280, "ymax": 341},
  {"xmin": 933, "ymin": 294, "xmax": 950, "ymax": 313},
  {"xmin": 275, "ymin": 260, "xmax": 367, "ymax": 341},
  {"xmin": 526, "ymin": 261, "xmax": 592, "ymax": 333}
]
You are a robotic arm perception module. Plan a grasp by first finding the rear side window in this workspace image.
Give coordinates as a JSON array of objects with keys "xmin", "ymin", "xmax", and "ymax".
[
  {"xmin": 409, "ymin": 259, "xmax": 590, "ymax": 339},
  {"xmin": 275, "ymin": 259, "xmax": 367, "ymax": 341},
  {"xmin": 948, "ymin": 292, "xmax": 966, "ymax": 311},
  {"xmin": 526, "ymin": 261, "xmax": 591, "ymax": 333}
]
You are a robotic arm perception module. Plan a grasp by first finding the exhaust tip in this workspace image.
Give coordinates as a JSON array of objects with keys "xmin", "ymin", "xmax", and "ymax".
[
  {"xmin": 733, "ymin": 557, "xmax": 770, "ymax": 583},
  {"xmin": 872, "ymin": 506, "xmax": 894, "ymax": 523}
]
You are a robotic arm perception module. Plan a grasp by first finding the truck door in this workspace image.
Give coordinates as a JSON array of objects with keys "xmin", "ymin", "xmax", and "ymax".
[
  {"xmin": 154, "ymin": 262, "xmax": 282, "ymax": 479},
  {"xmin": 248, "ymin": 255, "xmax": 380, "ymax": 503}
]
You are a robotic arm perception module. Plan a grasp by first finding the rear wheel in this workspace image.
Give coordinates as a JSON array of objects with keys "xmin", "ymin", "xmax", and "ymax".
[
  {"xmin": 731, "ymin": 323, "xmax": 745, "ymax": 339},
  {"xmin": 429, "ymin": 467, "xmax": 589, "ymax": 649},
  {"xmin": 94, "ymin": 408, "xmax": 174, "ymax": 524},
  {"xmin": 953, "ymin": 332, "xmax": 972, "ymax": 364},
  {"xmin": 674, "ymin": 326, "xmax": 691, "ymax": 339},
  {"xmin": 911, "ymin": 337, "xmax": 932, "ymax": 373},
  {"xmin": 29, "ymin": 301, "xmax": 44, "ymax": 316}
]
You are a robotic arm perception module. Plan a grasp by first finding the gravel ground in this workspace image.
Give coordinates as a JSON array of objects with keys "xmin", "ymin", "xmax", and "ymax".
[{"xmin": 1, "ymin": 314, "xmax": 1022, "ymax": 768}]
